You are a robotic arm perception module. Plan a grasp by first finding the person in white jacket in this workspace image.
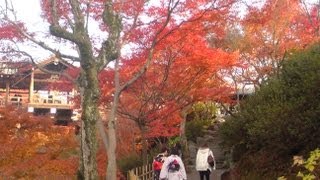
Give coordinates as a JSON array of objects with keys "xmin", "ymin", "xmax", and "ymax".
[
  {"xmin": 195, "ymin": 143, "xmax": 216, "ymax": 180},
  {"xmin": 159, "ymin": 147, "xmax": 187, "ymax": 180}
]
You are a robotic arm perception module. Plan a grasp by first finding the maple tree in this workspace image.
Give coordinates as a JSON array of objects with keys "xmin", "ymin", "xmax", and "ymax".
[
  {"xmin": 99, "ymin": 12, "xmax": 239, "ymax": 162},
  {"xmin": 215, "ymin": 0, "xmax": 320, "ymax": 97},
  {"xmin": 238, "ymin": 0, "xmax": 302, "ymax": 88}
]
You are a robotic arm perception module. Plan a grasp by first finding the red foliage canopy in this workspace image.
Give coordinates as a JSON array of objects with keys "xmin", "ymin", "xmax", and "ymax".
[{"xmin": 100, "ymin": 16, "xmax": 239, "ymax": 138}]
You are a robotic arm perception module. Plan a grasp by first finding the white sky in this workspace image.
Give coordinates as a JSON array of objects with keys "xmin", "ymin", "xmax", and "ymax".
[
  {"xmin": 9, "ymin": 0, "xmax": 45, "ymax": 31},
  {"xmin": 0, "ymin": 0, "xmax": 51, "ymax": 61}
]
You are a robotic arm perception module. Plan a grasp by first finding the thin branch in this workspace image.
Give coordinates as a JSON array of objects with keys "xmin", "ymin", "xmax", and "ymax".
[{"xmin": 19, "ymin": 29, "xmax": 80, "ymax": 62}]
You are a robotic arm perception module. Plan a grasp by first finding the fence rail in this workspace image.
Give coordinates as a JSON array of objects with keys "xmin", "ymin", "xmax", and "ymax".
[{"xmin": 127, "ymin": 163, "xmax": 153, "ymax": 180}]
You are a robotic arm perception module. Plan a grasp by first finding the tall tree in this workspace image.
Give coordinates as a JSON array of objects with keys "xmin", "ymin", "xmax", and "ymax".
[{"xmin": 100, "ymin": 17, "xmax": 238, "ymax": 162}]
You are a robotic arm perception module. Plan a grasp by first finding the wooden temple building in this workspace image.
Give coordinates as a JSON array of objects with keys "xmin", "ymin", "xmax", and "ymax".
[{"xmin": 0, "ymin": 56, "xmax": 78, "ymax": 122}]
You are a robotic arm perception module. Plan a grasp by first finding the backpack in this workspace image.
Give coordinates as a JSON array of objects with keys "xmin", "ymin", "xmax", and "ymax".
[
  {"xmin": 207, "ymin": 154, "xmax": 215, "ymax": 167},
  {"xmin": 168, "ymin": 159, "xmax": 180, "ymax": 172},
  {"xmin": 153, "ymin": 155, "xmax": 164, "ymax": 170}
]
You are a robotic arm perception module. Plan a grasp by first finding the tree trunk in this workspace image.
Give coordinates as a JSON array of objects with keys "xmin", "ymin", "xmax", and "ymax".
[
  {"xmin": 106, "ymin": 57, "xmax": 121, "ymax": 180},
  {"xmin": 77, "ymin": 68, "xmax": 100, "ymax": 179},
  {"xmin": 141, "ymin": 124, "xmax": 148, "ymax": 164},
  {"xmin": 180, "ymin": 104, "xmax": 192, "ymax": 161},
  {"xmin": 106, "ymin": 90, "xmax": 120, "ymax": 180}
]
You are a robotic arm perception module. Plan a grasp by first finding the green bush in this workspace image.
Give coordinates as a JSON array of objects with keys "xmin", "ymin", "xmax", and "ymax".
[
  {"xmin": 186, "ymin": 101, "xmax": 217, "ymax": 142},
  {"xmin": 117, "ymin": 153, "xmax": 143, "ymax": 175},
  {"xmin": 186, "ymin": 119, "xmax": 212, "ymax": 142},
  {"xmin": 219, "ymin": 43, "xmax": 320, "ymax": 177}
]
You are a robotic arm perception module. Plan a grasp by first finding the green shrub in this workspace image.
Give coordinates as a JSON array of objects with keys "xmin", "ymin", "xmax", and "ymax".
[
  {"xmin": 186, "ymin": 119, "xmax": 212, "ymax": 142},
  {"xmin": 117, "ymin": 153, "xmax": 143, "ymax": 175},
  {"xmin": 168, "ymin": 136, "xmax": 181, "ymax": 148},
  {"xmin": 219, "ymin": 43, "xmax": 320, "ymax": 177},
  {"xmin": 186, "ymin": 101, "xmax": 217, "ymax": 142}
]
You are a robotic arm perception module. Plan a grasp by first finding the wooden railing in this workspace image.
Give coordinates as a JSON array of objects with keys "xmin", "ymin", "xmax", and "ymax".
[
  {"xmin": 0, "ymin": 89, "xmax": 75, "ymax": 109},
  {"xmin": 127, "ymin": 163, "xmax": 153, "ymax": 180},
  {"xmin": 30, "ymin": 95, "xmax": 72, "ymax": 105}
]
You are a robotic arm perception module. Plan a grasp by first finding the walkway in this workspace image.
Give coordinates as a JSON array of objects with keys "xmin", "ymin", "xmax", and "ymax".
[
  {"xmin": 187, "ymin": 168, "xmax": 226, "ymax": 180},
  {"xmin": 186, "ymin": 121, "xmax": 229, "ymax": 180}
]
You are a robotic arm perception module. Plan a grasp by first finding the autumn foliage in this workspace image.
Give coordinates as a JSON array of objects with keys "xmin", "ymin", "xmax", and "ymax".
[
  {"xmin": 0, "ymin": 107, "xmax": 78, "ymax": 178},
  {"xmin": 226, "ymin": 0, "xmax": 320, "ymax": 88},
  {"xmin": 100, "ymin": 19, "xmax": 239, "ymax": 139},
  {"xmin": 0, "ymin": 106, "xmax": 140, "ymax": 178}
]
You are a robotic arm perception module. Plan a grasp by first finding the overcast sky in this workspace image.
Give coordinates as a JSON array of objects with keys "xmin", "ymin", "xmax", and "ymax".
[{"xmin": 10, "ymin": 0, "xmax": 44, "ymax": 31}]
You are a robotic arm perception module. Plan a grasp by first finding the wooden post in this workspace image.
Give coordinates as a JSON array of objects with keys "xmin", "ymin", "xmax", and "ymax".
[
  {"xmin": 29, "ymin": 68, "xmax": 34, "ymax": 103},
  {"xmin": 5, "ymin": 80, "xmax": 9, "ymax": 106},
  {"xmin": 128, "ymin": 170, "xmax": 138, "ymax": 180}
]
